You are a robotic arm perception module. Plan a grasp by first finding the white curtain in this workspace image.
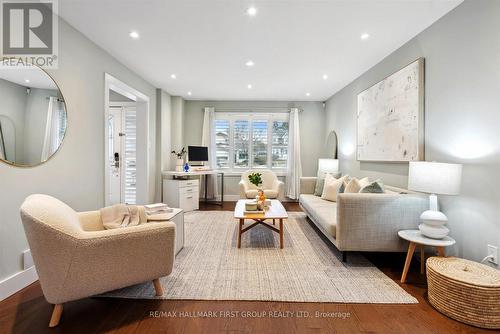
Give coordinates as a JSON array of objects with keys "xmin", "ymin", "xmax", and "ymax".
[
  {"xmin": 201, "ymin": 107, "xmax": 218, "ymax": 199},
  {"xmin": 286, "ymin": 108, "xmax": 302, "ymax": 199},
  {"xmin": 41, "ymin": 97, "xmax": 63, "ymax": 162}
]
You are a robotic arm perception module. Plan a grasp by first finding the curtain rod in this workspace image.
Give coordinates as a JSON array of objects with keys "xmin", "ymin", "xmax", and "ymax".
[{"xmin": 45, "ymin": 96, "xmax": 65, "ymax": 102}]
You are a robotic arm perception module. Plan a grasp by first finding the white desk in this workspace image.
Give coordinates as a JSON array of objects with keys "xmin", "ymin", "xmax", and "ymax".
[{"xmin": 162, "ymin": 170, "xmax": 224, "ymax": 206}]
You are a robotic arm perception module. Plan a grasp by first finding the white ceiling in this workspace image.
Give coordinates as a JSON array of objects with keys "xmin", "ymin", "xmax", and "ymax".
[
  {"xmin": 59, "ymin": 0, "xmax": 462, "ymax": 101},
  {"xmin": 0, "ymin": 64, "xmax": 58, "ymax": 90}
]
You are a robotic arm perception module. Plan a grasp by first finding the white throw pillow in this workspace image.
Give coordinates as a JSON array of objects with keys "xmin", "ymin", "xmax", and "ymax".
[
  {"xmin": 358, "ymin": 177, "xmax": 370, "ymax": 189},
  {"xmin": 344, "ymin": 177, "xmax": 370, "ymax": 193},
  {"xmin": 321, "ymin": 174, "xmax": 347, "ymax": 202}
]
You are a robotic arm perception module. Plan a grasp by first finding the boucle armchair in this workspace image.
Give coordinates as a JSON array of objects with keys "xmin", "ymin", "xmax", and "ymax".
[
  {"xmin": 239, "ymin": 170, "xmax": 285, "ymax": 199},
  {"xmin": 20, "ymin": 194, "xmax": 176, "ymax": 327}
]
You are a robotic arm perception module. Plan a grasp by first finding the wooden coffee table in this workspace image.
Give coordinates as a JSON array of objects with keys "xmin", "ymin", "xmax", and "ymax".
[{"xmin": 234, "ymin": 199, "xmax": 288, "ymax": 249}]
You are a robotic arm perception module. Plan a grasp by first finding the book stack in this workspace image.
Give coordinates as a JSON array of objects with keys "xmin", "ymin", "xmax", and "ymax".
[{"xmin": 144, "ymin": 203, "xmax": 173, "ymax": 215}]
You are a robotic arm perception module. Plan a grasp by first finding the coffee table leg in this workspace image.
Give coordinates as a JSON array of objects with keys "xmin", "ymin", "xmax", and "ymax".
[
  {"xmin": 279, "ymin": 219, "xmax": 284, "ymax": 249},
  {"xmin": 401, "ymin": 242, "xmax": 416, "ymax": 283},
  {"xmin": 238, "ymin": 219, "xmax": 243, "ymax": 248}
]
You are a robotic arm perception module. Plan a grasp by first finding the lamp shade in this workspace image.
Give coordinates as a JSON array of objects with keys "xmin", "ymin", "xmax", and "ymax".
[
  {"xmin": 318, "ymin": 159, "xmax": 339, "ymax": 174},
  {"xmin": 408, "ymin": 161, "xmax": 462, "ymax": 195}
]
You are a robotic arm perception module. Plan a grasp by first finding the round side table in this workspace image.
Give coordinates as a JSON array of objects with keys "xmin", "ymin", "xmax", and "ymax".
[{"xmin": 398, "ymin": 230, "xmax": 455, "ymax": 283}]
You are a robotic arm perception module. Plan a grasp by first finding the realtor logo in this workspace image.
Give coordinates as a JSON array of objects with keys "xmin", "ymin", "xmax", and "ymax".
[{"xmin": 1, "ymin": 0, "xmax": 58, "ymax": 68}]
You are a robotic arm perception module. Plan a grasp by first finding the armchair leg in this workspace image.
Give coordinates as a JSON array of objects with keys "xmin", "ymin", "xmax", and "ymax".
[
  {"xmin": 153, "ymin": 279, "xmax": 163, "ymax": 296},
  {"xmin": 49, "ymin": 303, "xmax": 63, "ymax": 327}
]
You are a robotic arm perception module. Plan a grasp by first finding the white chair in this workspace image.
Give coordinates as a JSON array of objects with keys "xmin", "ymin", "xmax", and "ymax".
[
  {"xmin": 20, "ymin": 194, "xmax": 176, "ymax": 327},
  {"xmin": 239, "ymin": 170, "xmax": 285, "ymax": 199}
]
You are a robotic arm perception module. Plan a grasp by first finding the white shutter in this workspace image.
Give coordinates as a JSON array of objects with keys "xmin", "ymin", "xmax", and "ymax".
[{"xmin": 124, "ymin": 108, "xmax": 137, "ymax": 204}]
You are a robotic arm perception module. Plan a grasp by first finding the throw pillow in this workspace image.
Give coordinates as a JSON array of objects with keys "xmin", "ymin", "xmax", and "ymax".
[
  {"xmin": 321, "ymin": 174, "xmax": 347, "ymax": 202},
  {"xmin": 344, "ymin": 177, "xmax": 370, "ymax": 193},
  {"xmin": 314, "ymin": 171, "xmax": 341, "ymax": 196},
  {"xmin": 338, "ymin": 175, "xmax": 351, "ymax": 194},
  {"xmin": 359, "ymin": 180, "xmax": 385, "ymax": 193}
]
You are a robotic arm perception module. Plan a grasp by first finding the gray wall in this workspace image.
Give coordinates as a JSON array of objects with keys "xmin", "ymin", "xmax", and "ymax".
[
  {"xmin": 0, "ymin": 17, "xmax": 158, "ymax": 280},
  {"xmin": 171, "ymin": 97, "xmax": 185, "ymax": 170},
  {"xmin": 183, "ymin": 100, "xmax": 325, "ymax": 196},
  {"xmin": 324, "ymin": 0, "xmax": 500, "ymax": 265},
  {"xmin": 109, "ymin": 89, "xmax": 133, "ymax": 102}
]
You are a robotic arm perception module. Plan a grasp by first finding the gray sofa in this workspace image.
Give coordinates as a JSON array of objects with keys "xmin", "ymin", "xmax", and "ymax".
[{"xmin": 299, "ymin": 177, "xmax": 428, "ymax": 261}]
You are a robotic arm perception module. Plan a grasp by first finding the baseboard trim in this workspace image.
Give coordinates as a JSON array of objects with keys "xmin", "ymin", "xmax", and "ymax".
[{"xmin": 0, "ymin": 266, "xmax": 38, "ymax": 301}]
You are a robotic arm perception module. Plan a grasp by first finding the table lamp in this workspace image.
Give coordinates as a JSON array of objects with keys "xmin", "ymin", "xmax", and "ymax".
[
  {"xmin": 408, "ymin": 161, "xmax": 462, "ymax": 239},
  {"xmin": 318, "ymin": 159, "xmax": 339, "ymax": 175}
]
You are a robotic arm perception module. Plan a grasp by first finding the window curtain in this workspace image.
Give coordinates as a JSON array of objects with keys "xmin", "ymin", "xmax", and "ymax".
[
  {"xmin": 41, "ymin": 97, "xmax": 63, "ymax": 162},
  {"xmin": 201, "ymin": 107, "xmax": 218, "ymax": 199},
  {"xmin": 286, "ymin": 108, "xmax": 302, "ymax": 199}
]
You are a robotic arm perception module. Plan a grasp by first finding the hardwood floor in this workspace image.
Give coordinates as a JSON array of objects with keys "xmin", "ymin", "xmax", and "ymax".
[{"xmin": 0, "ymin": 202, "xmax": 492, "ymax": 334}]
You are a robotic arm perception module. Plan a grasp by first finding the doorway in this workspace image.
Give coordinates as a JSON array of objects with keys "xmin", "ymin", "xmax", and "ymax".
[
  {"xmin": 108, "ymin": 104, "xmax": 137, "ymax": 204},
  {"xmin": 104, "ymin": 74, "xmax": 150, "ymax": 206}
]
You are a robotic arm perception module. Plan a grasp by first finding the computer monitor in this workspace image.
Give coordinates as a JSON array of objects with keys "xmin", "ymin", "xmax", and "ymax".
[{"xmin": 188, "ymin": 146, "xmax": 208, "ymax": 164}]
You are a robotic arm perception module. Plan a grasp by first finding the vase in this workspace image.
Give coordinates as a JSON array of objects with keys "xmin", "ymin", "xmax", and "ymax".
[{"xmin": 175, "ymin": 158, "xmax": 184, "ymax": 172}]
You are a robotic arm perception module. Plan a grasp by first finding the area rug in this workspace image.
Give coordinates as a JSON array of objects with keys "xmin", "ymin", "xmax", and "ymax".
[{"xmin": 101, "ymin": 211, "xmax": 417, "ymax": 304}]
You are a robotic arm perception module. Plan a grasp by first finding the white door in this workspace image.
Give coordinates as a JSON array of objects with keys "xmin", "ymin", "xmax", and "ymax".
[{"xmin": 108, "ymin": 106, "xmax": 137, "ymax": 204}]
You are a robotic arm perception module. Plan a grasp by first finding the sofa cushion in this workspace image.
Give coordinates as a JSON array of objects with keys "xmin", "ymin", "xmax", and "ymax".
[{"xmin": 299, "ymin": 194, "xmax": 337, "ymax": 237}]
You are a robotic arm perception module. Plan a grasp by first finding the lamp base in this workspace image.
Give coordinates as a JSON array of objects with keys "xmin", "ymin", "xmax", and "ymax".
[
  {"xmin": 419, "ymin": 209, "xmax": 449, "ymax": 239},
  {"xmin": 419, "ymin": 223, "xmax": 450, "ymax": 239}
]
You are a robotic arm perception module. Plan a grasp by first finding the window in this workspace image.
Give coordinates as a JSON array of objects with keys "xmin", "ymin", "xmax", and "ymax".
[
  {"xmin": 213, "ymin": 113, "xmax": 289, "ymax": 172},
  {"xmin": 215, "ymin": 120, "xmax": 230, "ymax": 168},
  {"xmin": 272, "ymin": 120, "xmax": 288, "ymax": 168},
  {"xmin": 233, "ymin": 120, "xmax": 249, "ymax": 168},
  {"xmin": 252, "ymin": 120, "xmax": 268, "ymax": 168}
]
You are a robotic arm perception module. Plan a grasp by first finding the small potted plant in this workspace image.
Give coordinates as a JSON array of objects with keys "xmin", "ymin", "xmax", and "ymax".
[
  {"xmin": 171, "ymin": 147, "xmax": 186, "ymax": 172},
  {"xmin": 248, "ymin": 172, "xmax": 266, "ymax": 208},
  {"xmin": 248, "ymin": 172, "xmax": 263, "ymax": 189}
]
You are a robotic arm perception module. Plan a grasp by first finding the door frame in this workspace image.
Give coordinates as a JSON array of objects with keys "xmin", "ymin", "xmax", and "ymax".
[{"xmin": 104, "ymin": 73, "xmax": 150, "ymax": 206}]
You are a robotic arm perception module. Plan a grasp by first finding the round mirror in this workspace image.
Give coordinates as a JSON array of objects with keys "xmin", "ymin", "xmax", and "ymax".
[{"xmin": 0, "ymin": 60, "xmax": 67, "ymax": 167}]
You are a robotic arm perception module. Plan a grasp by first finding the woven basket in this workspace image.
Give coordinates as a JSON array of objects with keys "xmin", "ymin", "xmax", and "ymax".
[{"xmin": 427, "ymin": 257, "xmax": 500, "ymax": 329}]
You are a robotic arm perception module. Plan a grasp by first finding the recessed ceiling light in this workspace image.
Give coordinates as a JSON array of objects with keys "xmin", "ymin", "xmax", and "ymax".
[
  {"xmin": 129, "ymin": 31, "xmax": 139, "ymax": 39},
  {"xmin": 170, "ymin": 74, "xmax": 177, "ymax": 79},
  {"xmin": 187, "ymin": 91, "xmax": 192, "ymax": 96},
  {"xmin": 306, "ymin": 92, "xmax": 311, "ymax": 96},
  {"xmin": 247, "ymin": 84, "xmax": 252, "ymax": 89},
  {"xmin": 247, "ymin": 6, "xmax": 257, "ymax": 16},
  {"xmin": 245, "ymin": 60, "xmax": 255, "ymax": 67},
  {"xmin": 25, "ymin": 79, "xmax": 30, "ymax": 83},
  {"xmin": 322, "ymin": 74, "xmax": 328, "ymax": 80},
  {"xmin": 361, "ymin": 33, "xmax": 370, "ymax": 40}
]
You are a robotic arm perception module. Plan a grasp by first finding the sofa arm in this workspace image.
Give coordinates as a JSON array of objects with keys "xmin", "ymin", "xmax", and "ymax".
[
  {"xmin": 78, "ymin": 210, "xmax": 103, "ymax": 231},
  {"xmin": 57, "ymin": 222, "xmax": 176, "ymax": 303},
  {"xmin": 300, "ymin": 177, "xmax": 317, "ymax": 195},
  {"xmin": 336, "ymin": 193, "xmax": 427, "ymax": 252},
  {"xmin": 273, "ymin": 180, "xmax": 285, "ymax": 199},
  {"xmin": 239, "ymin": 180, "xmax": 249, "ymax": 198}
]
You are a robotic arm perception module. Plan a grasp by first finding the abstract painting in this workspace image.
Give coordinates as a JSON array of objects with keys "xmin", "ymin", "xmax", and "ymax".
[{"xmin": 357, "ymin": 58, "xmax": 424, "ymax": 162}]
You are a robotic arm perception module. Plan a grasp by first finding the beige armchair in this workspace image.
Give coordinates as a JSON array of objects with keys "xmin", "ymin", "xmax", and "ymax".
[
  {"xmin": 20, "ymin": 194, "xmax": 175, "ymax": 327},
  {"xmin": 239, "ymin": 170, "xmax": 285, "ymax": 199}
]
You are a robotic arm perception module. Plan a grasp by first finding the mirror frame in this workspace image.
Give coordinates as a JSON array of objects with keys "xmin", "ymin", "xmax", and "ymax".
[{"xmin": 0, "ymin": 59, "xmax": 68, "ymax": 168}]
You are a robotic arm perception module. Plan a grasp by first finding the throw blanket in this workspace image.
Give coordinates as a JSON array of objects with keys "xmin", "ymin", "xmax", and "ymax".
[{"xmin": 100, "ymin": 204, "xmax": 147, "ymax": 229}]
